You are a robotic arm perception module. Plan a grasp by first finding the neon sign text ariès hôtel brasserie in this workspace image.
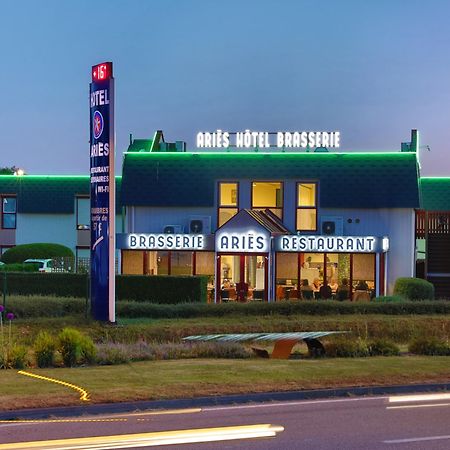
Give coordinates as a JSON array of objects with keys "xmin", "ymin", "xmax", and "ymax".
[{"xmin": 196, "ymin": 130, "xmax": 340, "ymax": 149}]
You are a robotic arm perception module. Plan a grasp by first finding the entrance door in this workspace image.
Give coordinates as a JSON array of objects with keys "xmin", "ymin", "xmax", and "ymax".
[{"xmin": 218, "ymin": 254, "xmax": 267, "ymax": 302}]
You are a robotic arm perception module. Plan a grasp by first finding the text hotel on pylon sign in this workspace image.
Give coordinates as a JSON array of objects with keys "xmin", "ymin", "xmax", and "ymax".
[{"xmin": 89, "ymin": 62, "xmax": 115, "ymax": 322}]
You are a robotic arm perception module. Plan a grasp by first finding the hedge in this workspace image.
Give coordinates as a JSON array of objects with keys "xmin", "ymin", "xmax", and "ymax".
[
  {"xmin": 1, "ymin": 243, "xmax": 74, "ymax": 264},
  {"xmin": 0, "ymin": 273, "xmax": 207, "ymax": 304},
  {"xmin": 394, "ymin": 277, "xmax": 435, "ymax": 301},
  {"xmin": 0, "ymin": 263, "xmax": 38, "ymax": 272},
  {"xmin": 5, "ymin": 298, "xmax": 450, "ymax": 319}
]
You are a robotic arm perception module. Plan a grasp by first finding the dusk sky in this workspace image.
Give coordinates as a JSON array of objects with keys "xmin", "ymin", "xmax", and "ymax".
[{"xmin": 1, "ymin": 0, "xmax": 449, "ymax": 175}]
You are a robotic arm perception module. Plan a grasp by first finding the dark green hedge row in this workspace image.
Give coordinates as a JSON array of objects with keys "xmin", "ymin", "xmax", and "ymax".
[
  {"xmin": 116, "ymin": 275, "xmax": 207, "ymax": 304},
  {"xmin": 0, "ymin": 273, "xmax": 207, "ymax": 304},
  {"xmin": 115, "ymin": 299, "xmax": 450, "ymax": 319},
  {"xmin": 6, "ymin": 298, "xmax": 450, "ymax": 319},
  {"xmin": 1, "ymin": 243, "xmax": 74, "ymax": 264},
  {"xmin": 0, "ymin": 263, "xmax": 38, "ymax": 272}
]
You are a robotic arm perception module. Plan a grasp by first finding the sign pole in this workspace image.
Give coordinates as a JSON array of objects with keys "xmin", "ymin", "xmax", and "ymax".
[{"xmin": 89, "ymin": 62, "xmax": 115, "ymax": 322}]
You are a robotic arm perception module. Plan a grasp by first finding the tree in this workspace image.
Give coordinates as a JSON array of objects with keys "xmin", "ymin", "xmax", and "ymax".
[{"xmin": 0, "ymin": 166, "xmax": 19, "ymax": 175}]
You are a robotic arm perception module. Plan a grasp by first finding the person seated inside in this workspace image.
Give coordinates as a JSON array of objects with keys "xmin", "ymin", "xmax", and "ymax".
[
  {"xmin": 329, "ymin": 278, "xmax": 339, "ymax": 294},
  {"xmin": 355, "ymin": 280, "xmax": 369, "ymax": 291},
  {"xmin": 319, "ymin": 281, "xmax": 332, "ymax": 300},
  {"xmin": 335, "ymin": 278, "xmax": 350, "ymax": 301},
  {"xmin": 353, "ymin": 279, "xmax": 371, "ymax": 302},
  {"xmin": 300, "ymin": 278, "xmax": 314, "ymax": 300},
  {"xmin": 312, "ymin": 278, "xmax": 321, "ymax": 292},
  {"xmin": 235, "ymin": 281, "xmax": 249, "ymax": 302}
]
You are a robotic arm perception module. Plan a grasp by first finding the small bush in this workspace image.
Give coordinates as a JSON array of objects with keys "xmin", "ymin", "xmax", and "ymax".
[
  {"xmin": 368, "ymin": 339, "xmax": 400, "ymax": 356},
  {"xmin": 96, "ymin": 343, "xmax": 132, "ymax": 365},
  {"xmin": 1, "ymin": 243, "xmax": 73, "ymax": 264},
  {"xmin": 80, "ymin": 335, "xmax": 97, "ymax": 365},
  {"xmin": 34, "ymin": 331, "xmax": 57, "ymax": 368},
  {"xmin": 394, "ymin": 278, "xmax": 434, "ymax": 301},
  {"xmin": 324, "ymin": 337, "xmax": 369, "ymax": 357},
  {"xmin": 409, "ymin": 337, "xmax": 450, "ymax": 355},
  {"xmin": 9, "ymin": 345, "xmax": 29, "ymax": 369},
  {"xmin": 58, "ymin": 328, "xmax": 83, "ymax": 367}
]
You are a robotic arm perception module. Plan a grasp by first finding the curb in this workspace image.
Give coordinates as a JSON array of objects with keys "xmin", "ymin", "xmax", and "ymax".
[{"xmin": 1, "ymin": 382, "xmax": 449, "ymax": 420}]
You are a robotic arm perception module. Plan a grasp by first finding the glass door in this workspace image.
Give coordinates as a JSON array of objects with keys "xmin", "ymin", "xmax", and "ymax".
[{"xmin": 218, "ymin": 254, "xmax": 267, "ymax": 302}]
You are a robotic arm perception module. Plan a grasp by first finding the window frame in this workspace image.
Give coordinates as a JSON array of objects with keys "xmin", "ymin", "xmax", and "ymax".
[
  {"xmin": 1, "ymin": 195, "xmax": 17, "ymax": 230},
  {"xmin": 251, "ymin": 180, "xmax": 284, "ymax": 220},
  {"xmin": 217, "ymin": 181, "xmax": 239, "ymax": 228},
  {"xmin": 295, "ymin": 181, "xmax": 318, "ymax": 232}
]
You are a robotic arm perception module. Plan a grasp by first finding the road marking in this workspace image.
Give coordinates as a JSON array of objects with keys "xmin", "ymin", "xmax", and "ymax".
[
  {"xmin": 0, "ymin": 418, "xmax": 127, "ymax": 424},
  {"xmin": 122, "ymin": 408, "xmax": 201, "ymax": 417},
  {"xmin": 384, "ymin": 434, "xmax": 450, "ymax": 444},
  {"xmin": 18, "ymin": 370, "xmax": 90, "ymax": 402},
  {"xmin": 387, "ymin": 402, "xmax": 450, "ymax": 410},
  {"xmin": 204, "ymin": 396, "xmax": 385, "ymax": 412},
  {"xmin": 388, "ymin": 393, "xmax": 450, "ymax": 403},
  {"xmin": 0, "ymin": 424, "xmax": 284, "ymax": 449}
]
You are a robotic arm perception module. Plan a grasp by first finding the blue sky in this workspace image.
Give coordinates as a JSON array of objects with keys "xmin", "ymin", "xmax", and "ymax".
[{"xmin": 0, "ymin": 0, "xmax": 449, "ymax": 175}]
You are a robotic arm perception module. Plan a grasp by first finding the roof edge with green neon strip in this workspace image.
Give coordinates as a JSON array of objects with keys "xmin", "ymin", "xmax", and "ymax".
[
  {"xmin": 420, "ymin": 177, "xmax": 450, "ymax": 211},
  {"xmin": 0, "ymin": 175, "xmax": 122, "ymax": 214}
]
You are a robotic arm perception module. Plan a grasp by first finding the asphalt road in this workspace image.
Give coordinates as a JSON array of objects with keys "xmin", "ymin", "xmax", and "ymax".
[{"xmin": 1, "ymin": 393, "xmax": 450, "ymax": 449}]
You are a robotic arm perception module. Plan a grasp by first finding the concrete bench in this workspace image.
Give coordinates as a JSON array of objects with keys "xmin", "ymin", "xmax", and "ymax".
[{"xmin": 183, "ymin": 331, "xmax": 347, "ymax": 359}]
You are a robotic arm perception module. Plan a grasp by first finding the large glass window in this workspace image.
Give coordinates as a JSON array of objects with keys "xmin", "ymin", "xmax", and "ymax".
[
  {"xmin": 170, "ymin": 252, "xmax": 193, "ymax": 275},
  {"xmin": 76, "ymin": 197, "xmax": 90, "ymax": 230},
  {"xmin": 296, "ymin": 183, "xmax": 317, "ymax": 231},
  {"xmin": 252, "ymin": 182, "xmax": 283, "ymax": 219},
  {"xmin": 2, "ymin": 196, "xmax": 17, "ymax": 229},
  {"xmin": 218, "ymin": 182, "xmax": 238, "ymax": 227}
]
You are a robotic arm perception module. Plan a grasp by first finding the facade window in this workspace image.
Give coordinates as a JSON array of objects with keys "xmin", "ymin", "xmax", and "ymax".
[
  {"xmin": 76, "ymin": 196, "xmax": 90, "ymax": 230},
  {"xmin": 2, "ymin": 196, "xmax": 17, "ymax": 229},
  {"xmin": 218, "ymin": 182, "xmax": 238, "ymax": 227},
  {"xmin": 252, "ymin": 182, "xmax": 283, "ymax": 219},
  {"xmin": 296, "ymin": 182, "xmax": 317, "ymax": 231}
]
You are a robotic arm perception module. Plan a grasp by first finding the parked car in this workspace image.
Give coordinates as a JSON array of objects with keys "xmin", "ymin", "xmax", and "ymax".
[{"xmin": 23, "ymin": 259, "xmax": 55, "ymax": 273}]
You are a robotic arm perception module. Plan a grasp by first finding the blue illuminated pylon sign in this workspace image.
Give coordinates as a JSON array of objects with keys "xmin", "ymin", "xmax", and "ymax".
[{"xmin": 89, "ymin": 62, "xmax": 115, "ymax": 322}]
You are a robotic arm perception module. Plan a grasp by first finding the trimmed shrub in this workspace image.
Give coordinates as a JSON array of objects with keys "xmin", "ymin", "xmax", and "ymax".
[
  {"xmin": 373, "ymin": 296, "xmax": 404, "ymax": 303},
  {"xmin": 1, "ymin": 243, "xmax": 73, "ymax": 264},
  {"xmin": 0, "ymin": 263, "xmax": 38, "ymax": 272},
  {"xmin": 368, "ymin": 339, "xmax": 400, "ymax": 356},
  {"xmin": 409, "ymin": 337, "xmax": 450, "ymax": 356},
  {"xmin": 324, "ymin": 338, "xmax": 369, "ymax": 357},
  {"xmin": 0, "ymin": 273, "xmax": 207, "ymax": 303},
  {"xmin": 394, "ymin": 278, "xmax": 434, "ymax": 301},
  {"xmin": 34, "ymin": 331, "xmax": 57, "ymax": 367},
  {"xmin": 58, "ymin": 328, "xmax": 83, "ymax": 367},
  {"xmin": 116, "ymin": 275, "xmax": 207, "ymax": 303}
]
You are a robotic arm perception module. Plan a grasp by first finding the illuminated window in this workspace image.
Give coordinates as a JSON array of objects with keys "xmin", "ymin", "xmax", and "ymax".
[
  {"xmin": 2, "ymin": 196, "xmax": 17, "ymax": 229},
  {"xmin": 252, "ymin": 182, "xmax": 283, "ymax": 219},
  {"xmin": 296, "ymin": 183, "xmax": 317, "ymax": 231},
  {"xmin": 218, "ymin": 182, "xmax": 238, "ymax": 227}
]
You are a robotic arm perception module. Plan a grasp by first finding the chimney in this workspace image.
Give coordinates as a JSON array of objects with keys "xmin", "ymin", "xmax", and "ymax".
[{"xmin": 411, "ymin": 129, "xmax": 419, "ymax": 153}]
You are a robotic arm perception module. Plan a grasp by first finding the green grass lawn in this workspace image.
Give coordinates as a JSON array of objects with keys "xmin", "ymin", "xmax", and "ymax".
[{"xmin": 1, "ymin": 356, "xmax": 449, "ymax": 410}]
